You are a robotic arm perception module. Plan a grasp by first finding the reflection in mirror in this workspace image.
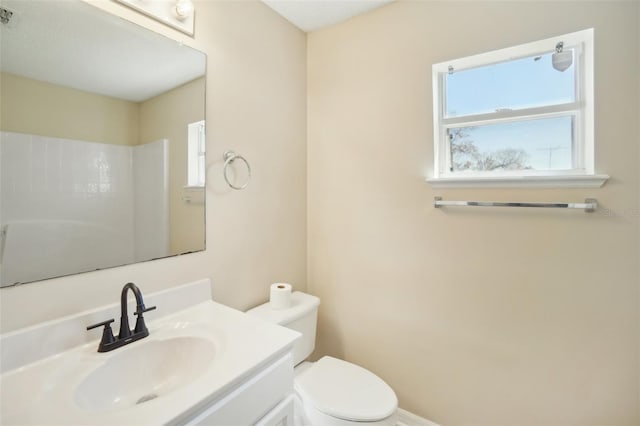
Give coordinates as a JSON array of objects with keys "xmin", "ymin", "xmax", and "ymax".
[{"xmin": 0, "ymin": 0, "xmax": 206, "ymax": 287}]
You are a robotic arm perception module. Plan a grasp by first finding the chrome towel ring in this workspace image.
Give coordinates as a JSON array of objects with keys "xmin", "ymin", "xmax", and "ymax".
[{"xmin": 223, "ymin": 150, "xmax": 251, "ymax": 190}]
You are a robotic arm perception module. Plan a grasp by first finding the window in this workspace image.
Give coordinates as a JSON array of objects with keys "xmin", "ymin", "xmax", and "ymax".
[
  {"xmin": 429, "ymin": 29, "xmax": 607, "ymax": 187},
  {"xmin": 187, "ymin": 120, "xmax": 206, "ymax": 188}
]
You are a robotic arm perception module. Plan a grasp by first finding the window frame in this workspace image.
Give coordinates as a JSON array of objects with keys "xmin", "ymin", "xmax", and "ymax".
[
  {"xmin": 186, "ymin": 120, "xmax": 206, "ymax": 188},
  {"xmin": 428, "ymin": 28, "xmax": 607, "ymax": 188}
]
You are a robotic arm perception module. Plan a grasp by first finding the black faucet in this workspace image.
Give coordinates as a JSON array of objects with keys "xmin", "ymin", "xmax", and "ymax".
[{"xmin": 86, "ymin": 282, "xmax": 157, "ymax": 352}]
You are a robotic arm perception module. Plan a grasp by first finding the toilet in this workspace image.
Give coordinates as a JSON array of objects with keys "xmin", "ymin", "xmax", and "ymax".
[{"xmin": 247, "ymin": 292, "xmax": 398, "ymax": 426}]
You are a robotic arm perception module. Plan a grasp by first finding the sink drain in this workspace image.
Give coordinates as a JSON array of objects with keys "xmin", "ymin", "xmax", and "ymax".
[{"xmin": 136, "ymin": 393, "xmax": 158, "ymax": 405}]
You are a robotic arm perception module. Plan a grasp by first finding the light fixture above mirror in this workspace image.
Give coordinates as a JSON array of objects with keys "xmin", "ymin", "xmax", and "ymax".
[{"xmin": 114, "ymin": 0, "xmax": 195, "ymax": 36}]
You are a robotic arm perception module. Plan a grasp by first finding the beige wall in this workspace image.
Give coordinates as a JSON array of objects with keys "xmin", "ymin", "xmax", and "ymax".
[
  {"xmin": 307, "ymin": 1, "xmax": 639, "ymax": 425},
  {"xmin": 0, "ymin": 72, "xmax": 139, "ymax": 145},
  {"xmin": 0, "ymin": 0, "xmax": 307, "ymax": 333},
  {"xmin": 140, "ymin": 77, "xmax": 206, "ymax": 255}
]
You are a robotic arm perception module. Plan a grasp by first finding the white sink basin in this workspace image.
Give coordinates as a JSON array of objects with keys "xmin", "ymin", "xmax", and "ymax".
[{"xmin": 74, "ymin": 336, "xmax": 216, "ymax": 411}]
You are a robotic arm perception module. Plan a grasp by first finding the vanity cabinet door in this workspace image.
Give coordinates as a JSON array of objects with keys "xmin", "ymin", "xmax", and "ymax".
[
  {"xmin": 179, "ymin": 353, "xmax": 294, "ymax": 425},
  {"xmin": 254, "ymin": 394, "xmax": 295, "ymax": 426}
]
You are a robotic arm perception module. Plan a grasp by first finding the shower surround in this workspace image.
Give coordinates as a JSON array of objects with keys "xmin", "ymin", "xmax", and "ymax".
[{"xmin": 0, "ymin": 131, "xmax": 168, "ymax": 286}]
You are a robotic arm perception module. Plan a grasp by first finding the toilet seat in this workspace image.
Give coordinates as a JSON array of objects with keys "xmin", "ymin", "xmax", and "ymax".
[{"xmin": 295, "ymin": 356, "xmax": 397, "ymax": 422}]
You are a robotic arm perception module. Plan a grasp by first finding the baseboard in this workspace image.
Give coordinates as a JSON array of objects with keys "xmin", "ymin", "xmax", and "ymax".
[{"xmin": 397, "ymin": 408, "xmax": 440, "ymax": 426}]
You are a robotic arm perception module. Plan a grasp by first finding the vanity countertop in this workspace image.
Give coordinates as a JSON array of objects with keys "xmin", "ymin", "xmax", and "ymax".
[{"xmin": 0, "ymin": 281, "xmax": 299, "ymax": 425}]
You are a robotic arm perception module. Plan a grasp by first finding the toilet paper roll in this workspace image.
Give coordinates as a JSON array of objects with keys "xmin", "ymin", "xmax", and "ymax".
[{"xmin": 270, "ymin": 283, "xmax": 292, "ymax": 310}]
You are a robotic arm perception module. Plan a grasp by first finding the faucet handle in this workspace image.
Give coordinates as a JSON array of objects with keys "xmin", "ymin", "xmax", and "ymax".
[
  {"xmin": 133, "ymin": 306, "xmax": 156, "ymax": 335},
  {"xmin": 86, "ymin": 319, "xmax": 116, "ymax": 352},
  {"xmin": 86, "ymin": 318, "xmax": 115, "ymax": 330},
  {"xmin": 134, "ymin": 305, "xmax": 156, "ymax": 315}
]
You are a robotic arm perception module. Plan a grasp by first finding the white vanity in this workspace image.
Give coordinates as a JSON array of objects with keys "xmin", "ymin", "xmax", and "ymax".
[{"xmin": 0, "ymin": 279, "xmax": 300, "ymax": 425}]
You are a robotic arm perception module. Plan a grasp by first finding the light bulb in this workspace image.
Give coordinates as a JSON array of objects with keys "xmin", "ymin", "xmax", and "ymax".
[{"xmin": 173, "ymin": 0, "xmax": 193, "ymax": 20}]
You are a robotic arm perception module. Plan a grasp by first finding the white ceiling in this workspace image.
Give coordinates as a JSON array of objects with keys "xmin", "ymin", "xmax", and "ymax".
[
  {"xmin": 262, "ymin": 0, "xmax": 394, "ymax": 32},
  {"xmin": 0, "ymin": 0, "xmax": 205, "ymax": 102}
]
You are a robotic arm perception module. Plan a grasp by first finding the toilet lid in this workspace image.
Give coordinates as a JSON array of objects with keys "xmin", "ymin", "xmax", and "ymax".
[{"xmin": 295, "ymin": 356, "xmax": 397, "ymax": 422}]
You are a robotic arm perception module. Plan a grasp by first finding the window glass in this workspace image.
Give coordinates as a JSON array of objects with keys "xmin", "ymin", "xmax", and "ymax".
[
  {"xmin": 445, "ymin": 51, "xmax": 576, "ymax": 118},
  {"xmin": 431, "ymin": 29, "xmax": 597, "ymax": 183},
  {"xmin": 448, "ymin": 116, "xmax": 574, "ymax": 172}
]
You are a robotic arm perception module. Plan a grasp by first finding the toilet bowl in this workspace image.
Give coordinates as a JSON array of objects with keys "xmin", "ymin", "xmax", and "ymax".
[{"xmin": 247, "ymin": 292, "xmax": 398, "ymax": 426}]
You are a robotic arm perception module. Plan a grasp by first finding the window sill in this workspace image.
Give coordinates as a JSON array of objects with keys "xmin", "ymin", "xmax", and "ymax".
[
  {"xmin": 426, "ymin": 174, "xmax": 609, "ymax": 188},
  {"xmin": 182, "ymin": 186, "xmax": 205, "ymax": 204}
]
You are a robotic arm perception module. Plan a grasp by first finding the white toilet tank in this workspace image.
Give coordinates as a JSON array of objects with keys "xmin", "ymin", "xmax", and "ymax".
[{"xmin": 246, "ymin": 292, "xmax": 320, "ymax": 365}]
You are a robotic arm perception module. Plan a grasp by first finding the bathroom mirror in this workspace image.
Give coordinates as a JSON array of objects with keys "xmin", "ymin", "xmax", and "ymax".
[{"xmin": 0, "ymin": 0, "xmax": 206, "ymax": 287}]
